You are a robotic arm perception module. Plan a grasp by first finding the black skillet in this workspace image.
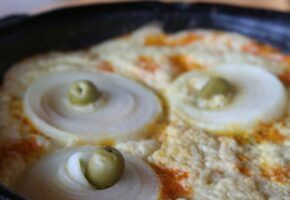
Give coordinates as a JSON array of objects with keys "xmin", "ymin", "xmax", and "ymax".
[{"xmin": 0, "ymin": 1, "xmax": 290, "ymax": 199}]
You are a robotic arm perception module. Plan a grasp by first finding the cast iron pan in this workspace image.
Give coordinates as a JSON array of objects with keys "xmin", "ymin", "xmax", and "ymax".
[{"xmin": 0, "ymin": 1, "xmax": 290, "ymax": 199}]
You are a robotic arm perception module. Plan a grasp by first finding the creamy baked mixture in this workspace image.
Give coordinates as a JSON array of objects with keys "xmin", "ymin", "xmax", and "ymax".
[{"xmin": 1, "ymin": 25, "xmax": 290, "ymax": 200}]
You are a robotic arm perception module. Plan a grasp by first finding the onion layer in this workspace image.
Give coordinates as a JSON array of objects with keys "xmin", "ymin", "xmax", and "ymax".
[
  {"xmin": 24, "ymin": 72, "xmax": 162, "ymax": 145},
  {"xmin": 17, "ymin": 146, "xmax": 159, "ymax": 200},
  {"xmin": 168, "ymin": 64, "xmax": 287, "ymax": 132}
]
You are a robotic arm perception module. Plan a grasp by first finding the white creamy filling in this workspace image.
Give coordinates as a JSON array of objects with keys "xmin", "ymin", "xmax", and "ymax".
[
  {"xmin": 115, "ymin": 139, "xmax": 160, "ymax": 160},
  {"xmin": 150, "ymin": 121, "xmax": 290, "ymax": 200}
]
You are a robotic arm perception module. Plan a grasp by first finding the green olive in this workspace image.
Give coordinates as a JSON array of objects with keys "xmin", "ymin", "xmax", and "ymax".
[
  {"xmin": 197, "ymin": 77, "xmax": 233, "ymax": 99},
  {"xmin": 85, "ymin": 147, "xmax": 125, "ymax": 189},
  {"xmin": 68, "ymin": 80, "xmax": 101, "ymax": 106}
]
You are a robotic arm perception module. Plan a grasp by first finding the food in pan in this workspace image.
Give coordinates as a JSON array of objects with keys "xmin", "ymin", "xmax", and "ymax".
[{"xmin": 1, "ymin": 25, "xmax": 290, "ymax": 199}]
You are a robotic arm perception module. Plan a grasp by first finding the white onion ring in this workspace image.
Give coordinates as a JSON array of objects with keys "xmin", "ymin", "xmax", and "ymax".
[
  {"xmin": 16, "ymin": 146, "xmax": 159, "ymax": 200},
  {"xmin": 168, "ymin": 64, "xmax": 288, "ymax": 132},
  {"xmin": 24, "ymin": 72, "xmax": 162, "ymax": 145}
]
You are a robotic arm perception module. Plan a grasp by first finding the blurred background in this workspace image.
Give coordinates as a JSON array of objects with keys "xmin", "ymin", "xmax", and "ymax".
[{"xmin": 0, "ymin": 0, "xmax": 290, "ymax": 18}]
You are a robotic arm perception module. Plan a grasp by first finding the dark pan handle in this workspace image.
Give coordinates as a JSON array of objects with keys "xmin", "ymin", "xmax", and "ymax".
[
  {"xmin": 0, "ymin": 183, "xmax": 26, "ymax": 200},
  {"xmin": 0, "ymin": 14, "xmax": 28, "ymax": 29}
]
